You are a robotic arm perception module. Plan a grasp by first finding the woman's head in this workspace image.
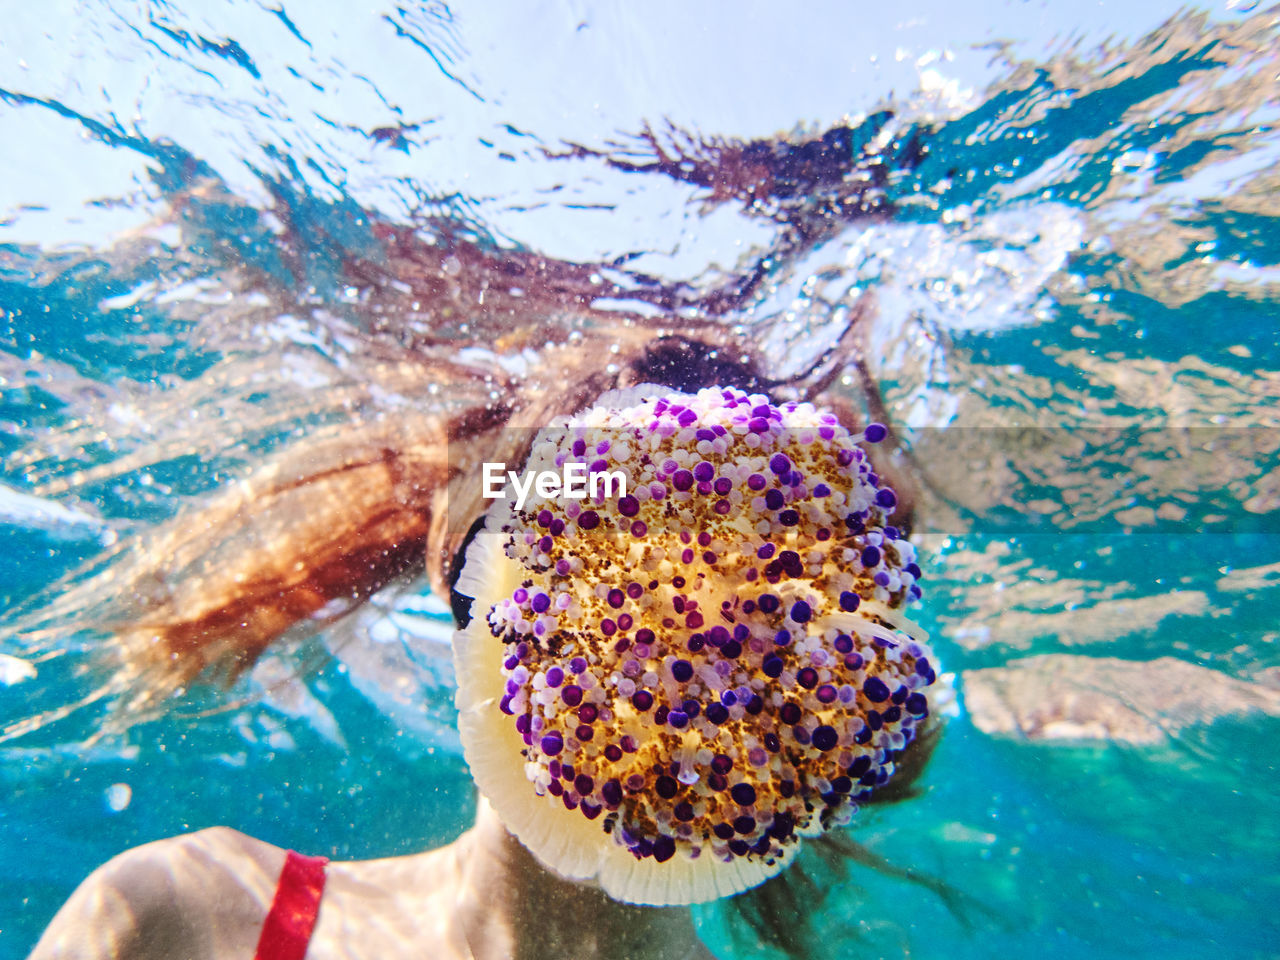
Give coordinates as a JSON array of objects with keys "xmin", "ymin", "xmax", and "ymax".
[{"xmin": 452, "ymin": 385, "xmax": 942, "ymax": 905}]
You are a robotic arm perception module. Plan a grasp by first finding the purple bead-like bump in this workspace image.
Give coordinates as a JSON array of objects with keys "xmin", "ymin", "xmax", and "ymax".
[
  {"xmin": 861, "ymin": 545, "xmax": 881, "ymax": 567},
  {"xmin": 601, "ymin": 779, "xmax": 623, "ymax": 806},
  {"xmin": 730, "ymin": 782, "xmax": 757, "ymax": 805},
  {"xmin": 540, "ymin": 732, "xmax": 564, "ymax": 756},
  {"xmin": 864, "ymin": 423, "xmax": 888, "ymax": 443},
  {"xmin": 812, "ymin": 725, "xmax": 839, "ymax": 751},
  {"xmin": 790, "ymin": 600, "xmax": 812, "ymax": 623},
  {"xmin": 652, "ymin": 835, "xmax": 676, "ymax": 863},
  {"xmin": 562, "ymin": 685, "xmax": 583, "ymax": 706},
  {"xmin": 672, "ymin": 659, "xmax": 694, "ymax": 683},
  {"xmin": 863, "ymin": 677, "xmax": 890, "ymax": 702}
]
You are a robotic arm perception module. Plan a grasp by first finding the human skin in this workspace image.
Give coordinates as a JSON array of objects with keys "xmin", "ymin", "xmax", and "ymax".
[{"xmin": 28, "ymin": 799, "xmax": 714, "ymax": 960}]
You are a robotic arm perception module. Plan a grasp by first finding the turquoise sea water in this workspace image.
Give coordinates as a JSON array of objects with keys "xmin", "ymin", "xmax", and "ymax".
[{"xmin": 2, "ymin": 3, "xmax": 1279, "ymax": 958}]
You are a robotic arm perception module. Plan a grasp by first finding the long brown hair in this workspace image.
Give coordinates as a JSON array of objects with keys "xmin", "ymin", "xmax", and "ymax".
[{"xmin": 5, "ymin": 115, "xmax": 925, "ymax": 738}]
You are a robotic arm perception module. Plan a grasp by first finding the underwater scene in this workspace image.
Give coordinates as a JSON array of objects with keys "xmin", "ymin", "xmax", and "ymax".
[{"xmin": 2, "ymin": 1, "xmax": 1278, "ymax": 958}]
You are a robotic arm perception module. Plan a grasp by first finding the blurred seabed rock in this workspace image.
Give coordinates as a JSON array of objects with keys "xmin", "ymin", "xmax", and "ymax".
[{"xmin": 963, "ymin": 654, "xmax": 1280, "ymax": 745}]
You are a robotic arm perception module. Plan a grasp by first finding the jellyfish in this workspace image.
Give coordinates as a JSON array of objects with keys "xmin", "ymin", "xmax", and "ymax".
[{"xmin": 453, "ymin": 385, "xmax": 942, "ymax": 905}]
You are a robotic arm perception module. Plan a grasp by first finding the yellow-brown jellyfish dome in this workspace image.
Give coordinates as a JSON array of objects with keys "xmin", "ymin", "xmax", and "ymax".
[{"xmin": 453, "ymin": 386, "xmax": 940, "ymax": 905}]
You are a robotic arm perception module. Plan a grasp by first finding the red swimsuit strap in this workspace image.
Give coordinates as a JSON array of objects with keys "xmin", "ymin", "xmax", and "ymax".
[{"xmin": 253, "ymin": 850, "xmax": 329, "ymax": 960}]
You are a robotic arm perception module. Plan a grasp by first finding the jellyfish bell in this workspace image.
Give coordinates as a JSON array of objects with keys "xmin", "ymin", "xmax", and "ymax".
[{"xmin": 453, "ymin": 385, "xmax": 941, "ymax": 906}]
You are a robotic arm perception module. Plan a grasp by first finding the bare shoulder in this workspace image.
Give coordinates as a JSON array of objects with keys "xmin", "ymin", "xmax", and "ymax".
[
  {"xmin": 305, "ymin": 836, "xmax": 476, "ymax": 960},
  {"xmin": 28, "ymin": 828, "xmax": 286, "ymax": 960}
]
